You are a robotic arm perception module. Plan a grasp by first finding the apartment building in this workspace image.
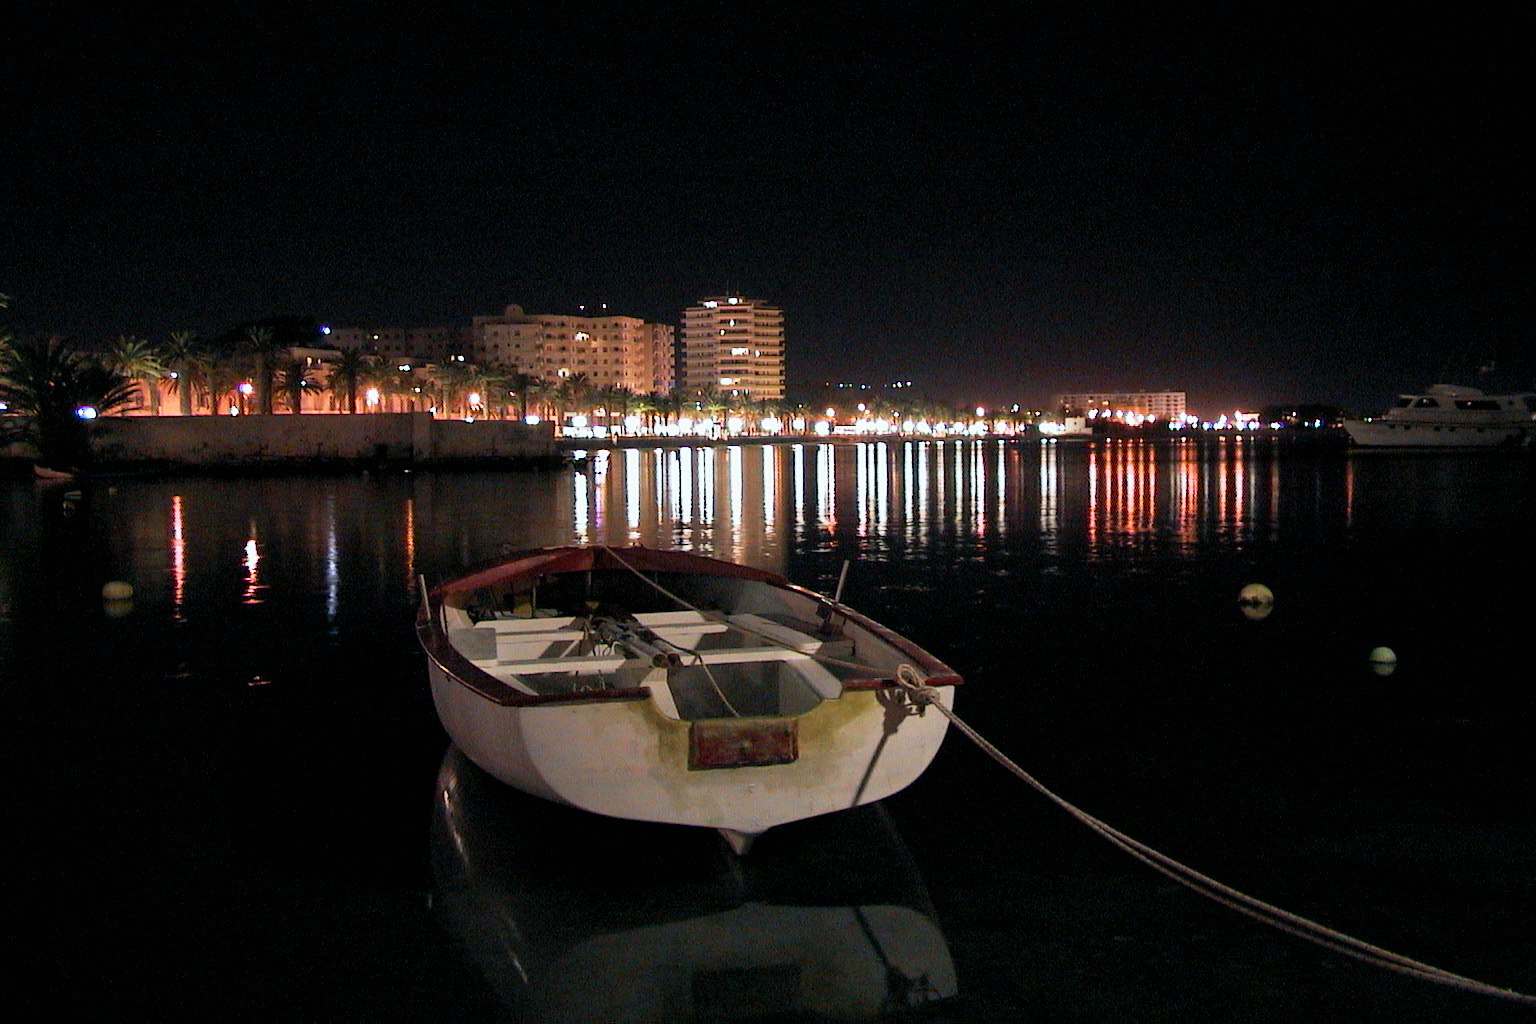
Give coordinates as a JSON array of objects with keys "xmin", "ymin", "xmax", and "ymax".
[
  {"xmin": 469, "ymin": 304, "xmax": 675, "ymax": 394},
  {"xmin": 679, "ymin": 296, "xmax": 785, "ymax": 402},
  {"xmin": 1055, "ymin": 390, "xmax": 1187, "ymax": 420}
]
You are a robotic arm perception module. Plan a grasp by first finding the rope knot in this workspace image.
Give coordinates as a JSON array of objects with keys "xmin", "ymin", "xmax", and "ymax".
[
  {"xmin": 893, "ymin": 664, "xmax": 940, "ymax": 706},
  {"xmin": 908, "ymin": 684, "xmax": 941, "ymax": 705}
]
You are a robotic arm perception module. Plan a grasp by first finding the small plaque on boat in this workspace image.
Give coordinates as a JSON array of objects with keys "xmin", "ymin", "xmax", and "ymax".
[{"xmin": 688, "ymin": 720, "xmax": 798, "ymax": 770}]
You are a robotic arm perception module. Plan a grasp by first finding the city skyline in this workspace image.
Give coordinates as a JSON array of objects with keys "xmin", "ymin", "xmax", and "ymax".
[{"xmin": 3, "ymin": 8, "xmax": 1527, "ymax": 414}]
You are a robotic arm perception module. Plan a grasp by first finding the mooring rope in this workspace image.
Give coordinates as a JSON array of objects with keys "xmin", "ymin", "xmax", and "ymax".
[
  {"xmin": 597, "ymin": 545, "xmax": 879, "ymax": 677},
  {"xmin": 595, "ymin": 547, "xmax": 744, "ymax": 716},
  {"xmin": 591, "ymin": 548, "xmax": 1530, "ymax": 1000},
  {"xmin": 889, "ymin": 667, "xmax": 1536, "ymax": 1006}
]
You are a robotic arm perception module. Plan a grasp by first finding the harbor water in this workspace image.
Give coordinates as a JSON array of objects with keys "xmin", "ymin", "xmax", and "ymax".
[{"xmin": 3, "ymin": 438, "xmax": 1533, "ymax": 1022}]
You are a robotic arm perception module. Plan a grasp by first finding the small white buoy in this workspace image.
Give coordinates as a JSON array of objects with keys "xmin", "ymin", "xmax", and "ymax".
[
  {"xmin": 1368, "ymin": 646, "xmax": 1398, "ymax": 677},
  {"xmin": 102, "ymin": 581, "xmax": 135, "ymax": 601}
]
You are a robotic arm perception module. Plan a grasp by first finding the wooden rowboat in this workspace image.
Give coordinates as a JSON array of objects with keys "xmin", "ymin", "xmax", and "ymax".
[{"xmin": 417, "ymin": 545, "xmax": 960, "ymax": 853}]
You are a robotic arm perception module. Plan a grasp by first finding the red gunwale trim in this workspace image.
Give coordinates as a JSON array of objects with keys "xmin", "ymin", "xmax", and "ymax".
[
  {"xmin": 844, "ymin": 675, "xmax": 963, "ymax": 691},
  {"xmin": 434, "ymin": 545, "xmax": 789, "ymax": 598},
  {"xmin": 420, "ymin": 544, "xmax": 964, "ymax": 700},
  {"xmin": 774, "ymin": 580, "xmax": 963, "ymax": 683}
]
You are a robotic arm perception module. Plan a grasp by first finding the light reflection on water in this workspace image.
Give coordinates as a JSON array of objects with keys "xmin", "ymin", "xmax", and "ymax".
[
  {"xmin": 0, "ymin": 437, "xmax": 1467, "ymax": 667},
  {"xmin": 94, "ymin": 440, "xmax": 1367, "ymax": 617},
  {"xmin": 3, "ymin": 441, "xmax": 1534, "ymax": 1021},
  {"xmin": 456, "ymin": 438, "xmax": 1372, "ymax": 592},
  {"xmin": 170, "ymin": 493, "xmax": 186, "ymax": 619},
  {"xmin": 0, "ymin": 439, "xmax": 1378, "ymax": 639},
  {"xmin": 241, "ymin": 530, "xmax": 262, "ymax": 604},
  {"xmin": 576, "ymin": 439, "xmax": 1346, "ymax": 561}
]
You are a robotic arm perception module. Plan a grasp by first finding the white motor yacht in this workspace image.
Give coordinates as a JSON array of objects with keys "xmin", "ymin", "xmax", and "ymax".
[{"xmin": 1342, "ymin": 385, "xmax": 1535, "ymax": 448}]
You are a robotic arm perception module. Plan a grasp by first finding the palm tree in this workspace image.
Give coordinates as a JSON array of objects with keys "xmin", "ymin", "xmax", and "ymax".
[
  {"xmin": 243, "ymin": 325, "xmax": 284, "ymax": 415},
  {"xmin": 787, "ymin": 401, "xmax": 812, "ymax": 434},
  {"xmin": 508, "ymin": 371, "xmax": 545, "ymax": 422},
  {"xmin": 630, "ymin": 391, "xmax": 660, "ymax": 433},
  {"xmin": 659, "ymin": 387, "xmax": 689, "ymax": 431},
  {"xmin": 746, "ymin": 397, "xmax": 785, "ymax": 434},
  {"xmin": 198, "ymin": 333, "xmax": 247, "ymax": 415},
  {"xmin": 553, "ymin": 372, "xmax": 591, "ymax": 426},
  {"xmin": 698, "ymin": 386, "xmax": 730, "ymax": 429},
  {"xmin": 163, "ymin": 330, "xmax": 201, "ymax": 415},
  {"xmin": 428, "ymin": 360, "xmax": 480, "ymax": 417},
  {"xmin": 463, "ymin": 363, "xmax": 493, "ymax": 417},
  {"xmin": 328, "ymin": 348, "xmax": 371, "ymax": 413},
  {"xmin": 474, "ymin": 362, "xmax": 510, "ymax": 419},
  {"xmin": 375, "ymin": 363, "xmax": 423, "ymax": 412},
  {"xmin": 105, "ymin": 334, "xmax": 168, "ymax": 415},
  {"xmin": 590, "ymin": 384, "xmax": 615, "ymax": 432},
  {"xmin": 0, "ymin": 334, "xmax": 137, "ymax": 467},
  {"xmin": 604, "ymin": 386, "xmax": 636, "ymax": 434},
  {"xmin": 275, "ymin": 357, "xmax": 323, "ymax": 413}
]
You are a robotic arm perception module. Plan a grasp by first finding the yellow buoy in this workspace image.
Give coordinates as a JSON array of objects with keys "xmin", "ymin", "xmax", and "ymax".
[
  {"xmin": 1237, "ymin": 583, "xmax": 1274, "ymax": 620},
  {"xmin": 102, "ymin": 581, "xmax": 135, "ymax": 601},
  {"xmin": 1368, "ymin": 646, "xmax": 1397, "ymax": 677},
  {"xmin": 1237, "ymin": 583, "xmax": 1274, "ymax": 606}
]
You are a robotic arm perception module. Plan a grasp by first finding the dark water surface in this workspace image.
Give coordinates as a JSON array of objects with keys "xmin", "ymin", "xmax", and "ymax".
[{"xmin": 4, "ymin": 439, "xmax": 1534, "ymax": 1021}]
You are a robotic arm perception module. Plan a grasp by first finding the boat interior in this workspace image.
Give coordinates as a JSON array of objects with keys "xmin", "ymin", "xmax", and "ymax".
[{"xmin": 439, "ymin": 570, "xmax": 871, "ymax": 720}]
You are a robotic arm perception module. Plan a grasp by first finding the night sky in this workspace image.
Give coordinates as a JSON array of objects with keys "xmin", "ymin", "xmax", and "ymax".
[{"xmin": 3, "ymin": 5, "xmax": 1528, "ymax": 413}]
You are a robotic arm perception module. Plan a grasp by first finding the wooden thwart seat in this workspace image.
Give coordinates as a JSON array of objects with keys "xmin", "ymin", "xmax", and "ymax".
[{"xmin": 452, "ymin": 606, "xmax": 845, "ymax": 706}]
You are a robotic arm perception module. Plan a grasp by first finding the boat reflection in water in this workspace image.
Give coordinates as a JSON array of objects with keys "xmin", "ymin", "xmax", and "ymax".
[{"xmin": 430, "ymin": 746, "xmax": 957, "ymax": 1022}]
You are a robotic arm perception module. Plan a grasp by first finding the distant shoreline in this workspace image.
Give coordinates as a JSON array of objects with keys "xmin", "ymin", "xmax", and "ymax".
[
  {"xmin": 1, "ymin": 426, "xmax": 1357, "ymax": 480},
  {"xmin": 559, "ymin": 429, "xmax": 1351, "ymax": 450}
]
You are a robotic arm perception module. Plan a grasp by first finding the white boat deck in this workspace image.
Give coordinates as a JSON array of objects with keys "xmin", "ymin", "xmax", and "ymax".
[{"xmin": 445, "ymin": 607, "xmax": 848, "ymax": 712}]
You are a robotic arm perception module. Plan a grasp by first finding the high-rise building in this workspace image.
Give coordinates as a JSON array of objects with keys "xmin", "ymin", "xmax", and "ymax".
[
  {"xmin": 468, "ymin": 304, "xmax": 675, "ymax": 394},
  {"xmin": 680, "ymin": 297, "xmax": 785, "ymax": 401},
  {"xmin": 1055, "ymin": 390, "xmax": 1187, "ymax": 421}
]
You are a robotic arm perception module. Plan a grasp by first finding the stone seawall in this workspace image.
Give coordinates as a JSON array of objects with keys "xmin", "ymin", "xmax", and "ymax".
[{"xmin": 87, "ymin": 413, "xmax": 559, "ymax": 467}]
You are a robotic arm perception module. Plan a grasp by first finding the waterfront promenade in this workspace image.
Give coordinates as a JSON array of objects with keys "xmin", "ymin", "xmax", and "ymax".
[{"xmin": 1, "ymin": 414, "xmax": 1348, "ymax": 476}]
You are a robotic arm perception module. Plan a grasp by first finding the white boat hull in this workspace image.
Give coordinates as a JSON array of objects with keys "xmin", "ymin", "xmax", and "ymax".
[
  {"xmin": 1342, "ymin": 418, "xmax": 1530, "ymax": 448},
  {"xmin": 426, "ymin": 656, "xmax": 954, "ymax": 838}
]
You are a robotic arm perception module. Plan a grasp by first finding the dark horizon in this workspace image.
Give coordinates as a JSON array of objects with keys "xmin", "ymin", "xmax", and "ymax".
[{"xmin": 4, "ymin": 7, "xmax": 1528, "ymax": 416}]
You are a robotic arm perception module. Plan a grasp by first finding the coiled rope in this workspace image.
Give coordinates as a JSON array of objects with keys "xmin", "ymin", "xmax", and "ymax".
[{"xmin": 890, "ymin": 668, "xmax": 1536, "ymax": 1006}]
